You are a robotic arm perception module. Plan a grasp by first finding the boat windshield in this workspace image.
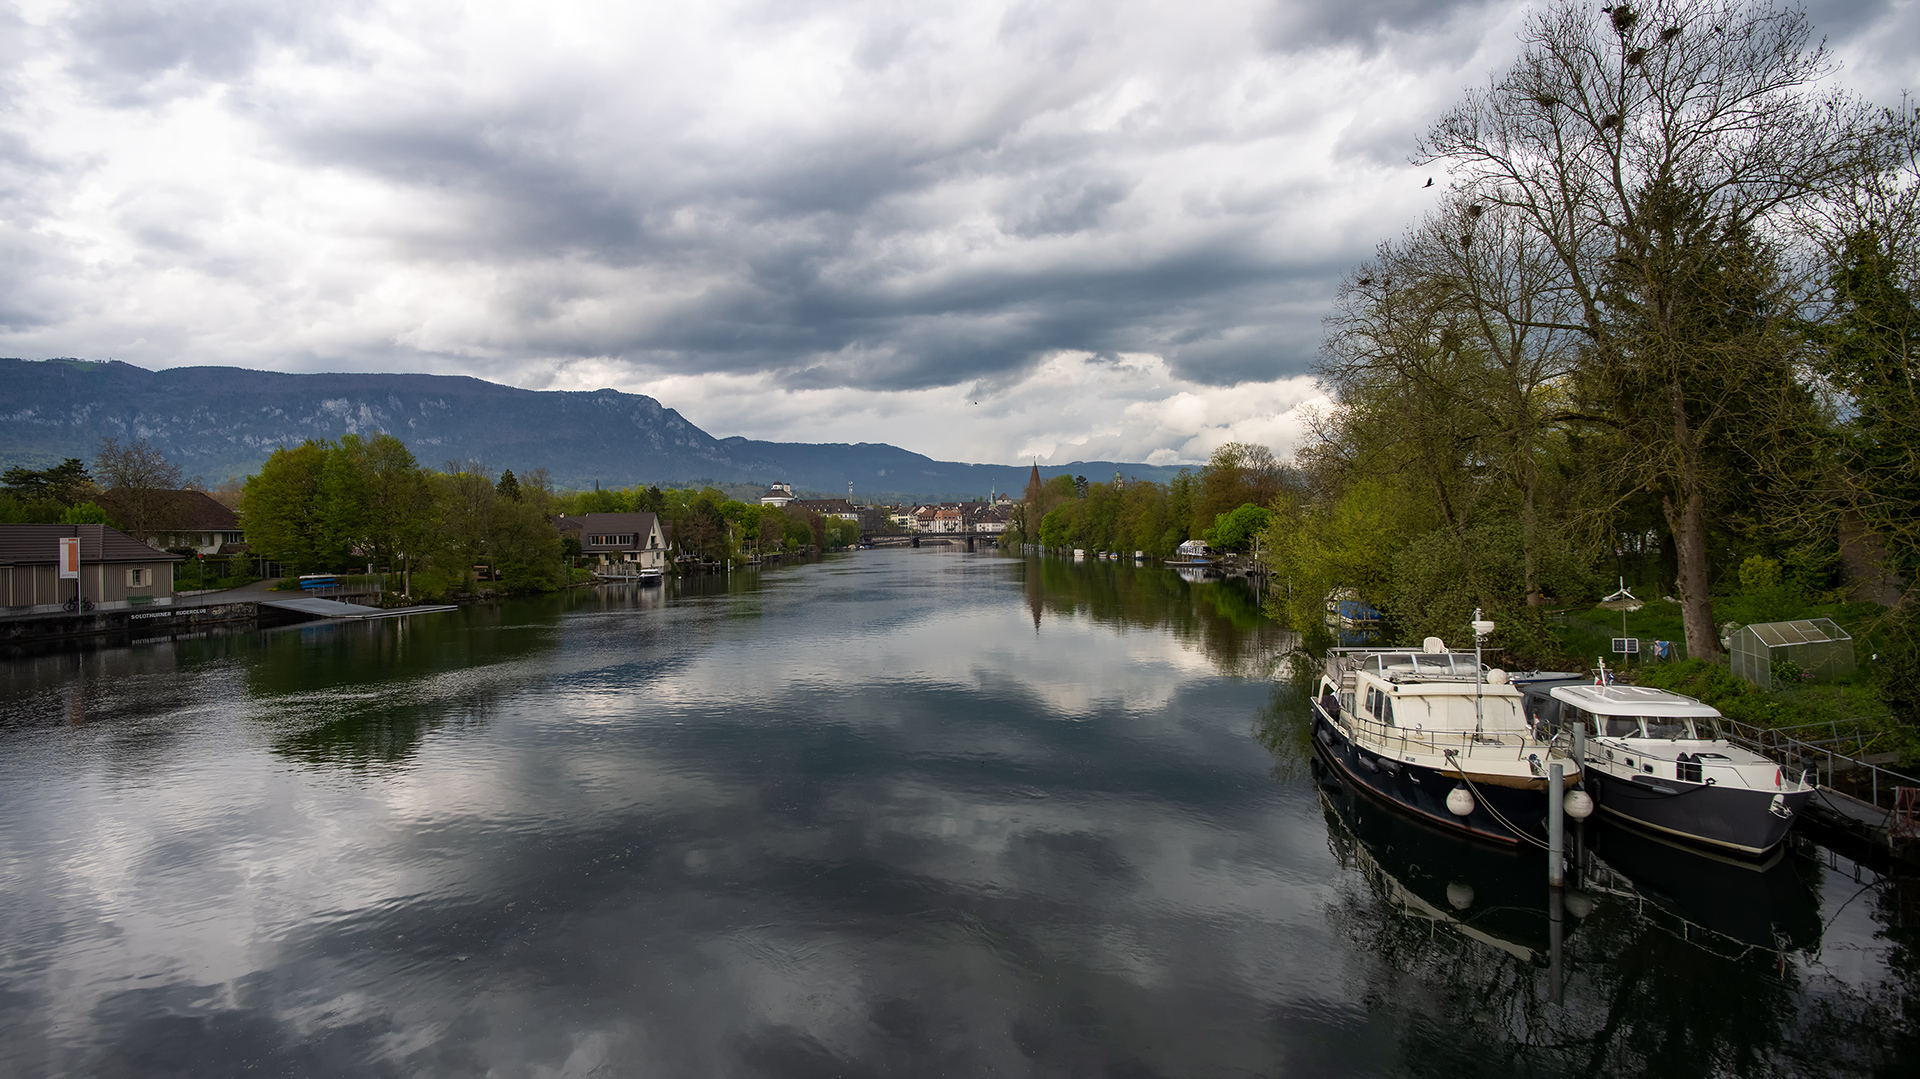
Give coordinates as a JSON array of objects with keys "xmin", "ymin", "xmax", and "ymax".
[
  {"xmin": 1362, "ymin": 653, "xmax": 1481, "ymax": 678},
  {"xmin": 1599, "ymin": 716, "xmax": 1640, "ymax": 738},
  {"xmin": 1641, "ymin": 717, "xmax": 1696, "ymax": 740},
  {"xmin": 1594, "ymin": 716, "xmax": 1697, "ymax": 739}
]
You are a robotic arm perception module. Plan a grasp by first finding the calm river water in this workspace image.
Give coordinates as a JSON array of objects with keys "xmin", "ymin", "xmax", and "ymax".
[{"xmin": 0, "ymin": 549, "xmax": 1913, "ymax": 1077}]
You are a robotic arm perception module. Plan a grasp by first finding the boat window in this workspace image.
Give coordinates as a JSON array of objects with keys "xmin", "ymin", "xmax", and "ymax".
[
  {"xmin": 1643, "ymin": 717, "xmax": 1693, "ymax": 740},
  {"xmin": 1381, "ymin": 698, "xmax": 1396, "ymax": 727},
  {"xmin": 1602, "ymin": 716, "xmax": 1639, "ymax": 738}
]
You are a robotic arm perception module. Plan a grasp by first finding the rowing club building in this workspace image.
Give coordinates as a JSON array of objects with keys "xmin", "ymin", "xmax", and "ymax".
[{"xmin": 0, "ymin": 524, "xmax": 183, "ymax": 613}]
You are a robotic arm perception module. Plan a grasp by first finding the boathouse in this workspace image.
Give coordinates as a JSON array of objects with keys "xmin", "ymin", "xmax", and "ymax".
[{"xmin": 0, "ymin": 523, "xmax": 184, "ymax": 613}]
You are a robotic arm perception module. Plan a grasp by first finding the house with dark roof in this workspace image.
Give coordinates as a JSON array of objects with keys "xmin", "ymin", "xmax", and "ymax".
[
  {"xmin": 554, "ymin": 512, "xmax": 669, "ymax": 578},
  {"xmin": 759, "ymin": 482, "xmax": 795, "ymax": 508},
  {"xmin": 96, "ymin": 489, "xmax": 245, "ymax": 555},
  {"xmin": 1, "ymin": 524, "xmax": 185, "ymax": 612}
]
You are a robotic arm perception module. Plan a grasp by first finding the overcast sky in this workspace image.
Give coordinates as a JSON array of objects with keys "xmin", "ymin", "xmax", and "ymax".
[{"xmin": 2, "ymin": 0, "xmax": 1913, "ymax": 465}]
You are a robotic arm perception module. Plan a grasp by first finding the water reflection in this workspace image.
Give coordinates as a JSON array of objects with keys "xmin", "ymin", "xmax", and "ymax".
[
  {"xmin": 0, "ymin": 549, "xmax": 1912, "ymax": 1077},
  {"xmin": 1023, "ymin": 555, "xmax": 1295, "ymax": 678},
  {"xmin": 1284, "ymin": 691, "xmax": 1911, "ymax": 1076},
  {"xmin": 247, "ymin": 607, "xmax": 564, "ymax": 766},
  {"xmin": 1585, "ymin": 820, "xmax": 1824, "ymax": 956},
  {"xmin": 1316, "ymin": 757, "xmax": 1574, "ymax": 963}
]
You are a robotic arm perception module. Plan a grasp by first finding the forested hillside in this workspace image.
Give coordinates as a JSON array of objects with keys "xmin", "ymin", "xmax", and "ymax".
[{"xmin": 0, "ymin": 359, "xmax": 1180, "ymax": 500}]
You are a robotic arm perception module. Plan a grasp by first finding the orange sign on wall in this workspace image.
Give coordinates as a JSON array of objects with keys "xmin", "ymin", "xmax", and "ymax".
[{"xmin": 57, "ymin": 536, "xmax": 80, "ymax": 579}]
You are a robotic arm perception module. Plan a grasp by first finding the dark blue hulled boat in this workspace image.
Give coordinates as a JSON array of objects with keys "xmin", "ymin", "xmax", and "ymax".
[
  {"xmin": 1311, "ymin": 636, "xmax": 1585, "ymax": 846},
  {"xmin": 1522, "ymin": 681, "xmax": 1814, "ymax": 856}
]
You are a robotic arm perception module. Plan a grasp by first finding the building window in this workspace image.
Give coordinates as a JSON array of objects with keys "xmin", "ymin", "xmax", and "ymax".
[{"xmin": 126, "ymin": 567, "xmax": 151, "ymax": 587}]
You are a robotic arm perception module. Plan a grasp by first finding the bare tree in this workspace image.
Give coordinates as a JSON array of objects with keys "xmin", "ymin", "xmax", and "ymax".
[
  {"xmin": 94, "ymin": 437, "xmax": 185, "ymax": 541},
  {"xmin": 1418, "ymin": 0, "xmax": 1870, "ymax": 657}
]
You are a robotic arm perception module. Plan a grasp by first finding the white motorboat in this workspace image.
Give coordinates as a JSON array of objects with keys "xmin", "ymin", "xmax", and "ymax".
[
  {"xmin": 1312, "ymin": 629, "xmax": 1585, "ymax": 846},
  {"xmin": 1522, "ymin": 681, "xmax": 1814, "ymax": 855}
]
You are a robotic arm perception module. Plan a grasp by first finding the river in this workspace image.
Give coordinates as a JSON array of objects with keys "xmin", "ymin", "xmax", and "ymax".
[{"xmin": 0, "ymin": 548, "xmax": 1911, "ymax": 1076}]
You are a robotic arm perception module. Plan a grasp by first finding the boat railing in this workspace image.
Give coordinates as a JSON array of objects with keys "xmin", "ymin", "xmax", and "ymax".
[
  {"xmin": 1339, "ymin": 709, "xmax": 1549, "ymax": 766},
  {"xmin": 1720, "ymin": 717, "xmax": 1920, "ymax": 821}
]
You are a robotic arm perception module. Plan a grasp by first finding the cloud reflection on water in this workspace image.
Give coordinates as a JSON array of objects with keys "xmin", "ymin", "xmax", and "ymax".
[
  {"xmin": 0, "ymin": 552, "xmax": 1913, "ymax": 1076},
  {"xmin": 0, "ymin": 552, "xmax": 1342, "ymax": 1076}
]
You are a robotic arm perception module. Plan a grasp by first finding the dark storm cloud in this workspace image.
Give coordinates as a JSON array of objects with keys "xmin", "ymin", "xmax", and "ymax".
[
  {"xmin": 271, "ymin": 84, "xmax": 1339, "ymax": 390},
  {"xmin": 1256, "ymin": 0, "xmax": 1500, "ymax": 55},
  {"xmin": 61, "ymin": 0, "xmax": 331, "ymax": 105},
  {"xmin": 7, "ymin": 0, "xmax": 1911, "ymax": 453}
]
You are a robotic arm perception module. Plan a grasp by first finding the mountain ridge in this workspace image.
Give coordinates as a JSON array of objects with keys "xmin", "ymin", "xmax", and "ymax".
[{"xmin": 0, "ymin": 358, "xmax": 1188, "ymax": 500}]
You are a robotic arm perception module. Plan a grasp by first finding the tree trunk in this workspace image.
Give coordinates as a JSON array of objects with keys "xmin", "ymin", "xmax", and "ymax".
[
  {"xmin": 1663, "ymin": 375, "xmax": 1721, "ymax": 658},
  {"xmin": 1664, "ymin": 490, "xmax": 1720, "ymax": 659}
]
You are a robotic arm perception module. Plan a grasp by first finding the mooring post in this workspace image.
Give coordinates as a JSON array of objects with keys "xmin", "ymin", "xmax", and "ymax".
[
  {"xmin": 1548, "ymin": 886, "xmax": 1565, "ymax": 1006},
  {"xmin": 1569, "ymin": 723, "xmax": 1586, "ymax": 884},
  {"xmin": 1548, "ymin": 763, "xmax": 1565, "ymax": 889}
]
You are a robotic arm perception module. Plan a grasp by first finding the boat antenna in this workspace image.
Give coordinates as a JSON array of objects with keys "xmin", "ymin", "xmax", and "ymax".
[{"xmin": 1471, "ymin": 608, "xmax": 1496, "ymax": 733}]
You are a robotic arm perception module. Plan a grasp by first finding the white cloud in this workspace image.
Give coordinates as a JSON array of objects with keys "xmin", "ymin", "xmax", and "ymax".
[{"xmin": 536, "ymin": 350, "xmax": 1330, "ymax": 464}]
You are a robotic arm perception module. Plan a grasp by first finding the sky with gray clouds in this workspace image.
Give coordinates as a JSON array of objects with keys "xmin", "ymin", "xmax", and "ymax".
[{"xmin": 1, "ymin": 0, "xmax": 1914, "ymax": 466}]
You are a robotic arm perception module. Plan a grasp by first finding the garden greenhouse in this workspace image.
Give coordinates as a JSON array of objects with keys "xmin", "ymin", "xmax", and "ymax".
[{"xmin": 1729, "ymin": 618, "xmax": 1855, "ymax": 689}]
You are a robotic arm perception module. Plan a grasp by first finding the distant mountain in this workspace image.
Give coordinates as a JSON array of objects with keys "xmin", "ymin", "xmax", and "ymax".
[{"xmin": 0, "ymin": 358, "xmax": 1187, "ymax": 501}]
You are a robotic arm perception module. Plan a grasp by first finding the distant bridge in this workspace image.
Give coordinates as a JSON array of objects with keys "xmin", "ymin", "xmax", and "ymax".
[{"xmin": 860, "ymin": 531, "xmax": 1005, "ymax": 552}]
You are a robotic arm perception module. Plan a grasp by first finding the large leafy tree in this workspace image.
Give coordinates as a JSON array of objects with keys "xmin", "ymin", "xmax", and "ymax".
[
  {"xmin": 241, "ymin": 441, "xmax": 338, "ymax": 572},
  {"xmin": 319, "ymin": 434, "xmax": 430, "ymax": 573},
  {"xmin": 1418, "ymin": 0, "xmax": 1868, "ymax": 657}
]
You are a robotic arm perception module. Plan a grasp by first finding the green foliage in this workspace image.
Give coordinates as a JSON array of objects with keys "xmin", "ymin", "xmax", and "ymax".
[
  {"xmin": 823, "ymin": 516, "xmax": 861, "ymax": 549},
  {"xmin": 1738, "ymin": 555, "xmax": 1782, "ymax": 593},
  {"xmin": 1261, "ymin": 478, "xmax": 1404, "ymax": 637},
  {"xmin": 780, "ymin": 509, "xmax": 814, "ymax": 552},
  {"xmin": 0, "ymin": 490, "xmax": 103, "ymax": 525},
  {"xmin": 1196, "ymin": 443, "xmax": 1285, "ymax": 532},
  {"xmin": 1808, "ymin": 232, "xmax": 1920, "ymax": 587},
  {"xmin": 236, "ymin": 434, "xmax": 563, "ymax": 597},
  {"xmin": 319, "ymin": 434, "xmax": 429, "ymax": 576},
  {"xmin": 1875, "ymin": 610, "xmax": 1920, "ymax": 726},
  {"xmin": 242, "ymin": 440, "xmax": 337, "ymax": 573},
  {"xmin": 1206, "ymin": 504, "xmax": 1273, "ymax": 552},
  {"xmin": 1030, "ymin": 468, "xmax": 1236, "ymax": 559},
  {"xmin": 60, "ymin": 501, "xmax": 111, "ymax": 525},
  {"xmin": 2, "ymin": 459, "xmax": 95, "ymax": 505}
]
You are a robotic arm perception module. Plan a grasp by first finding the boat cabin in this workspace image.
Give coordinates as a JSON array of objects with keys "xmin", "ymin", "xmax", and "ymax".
[
  {"xmin": 1533, "ymin": 684, "xmax": 1722, "ymax": 741},
  {"xmin": 1346, "ymin": 653, "xmax": 1528, "ymax": 733},
  {"xmin": 1538, "ymin": 683, "xmax": 1747, "ymax": 783}
]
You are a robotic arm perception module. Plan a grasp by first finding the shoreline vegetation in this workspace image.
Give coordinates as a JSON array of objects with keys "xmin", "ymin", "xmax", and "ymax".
[
  {"xmin": 2, "ymin": 433, "xmax": 863, "ymax": 602},
  {"xmin": 1018, "ymin": 0, "xmax": 1920, "ymax": 759}
]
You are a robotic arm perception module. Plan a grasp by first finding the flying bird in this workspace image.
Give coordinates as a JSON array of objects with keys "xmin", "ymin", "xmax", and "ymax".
[{"xmin": 1424, "ymin": 178, "xmax": 1434, "ymax": 188}]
